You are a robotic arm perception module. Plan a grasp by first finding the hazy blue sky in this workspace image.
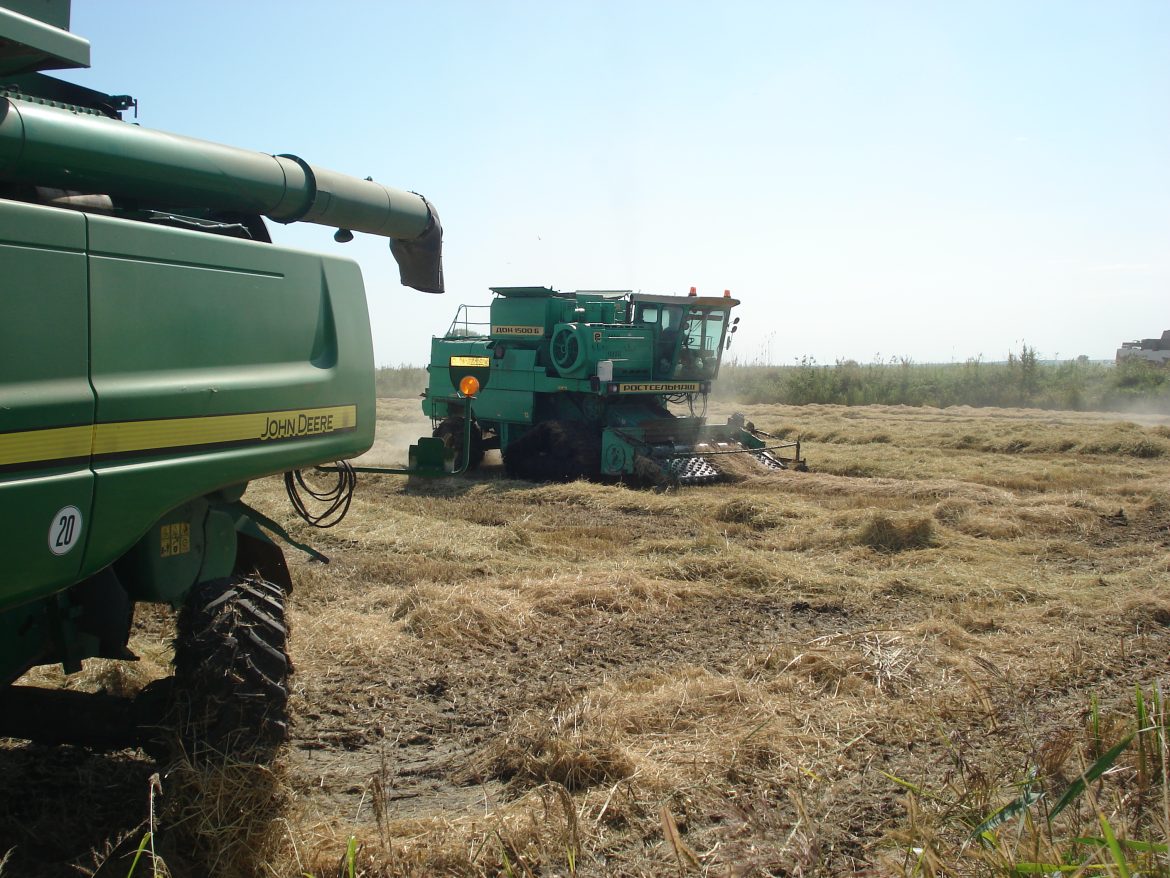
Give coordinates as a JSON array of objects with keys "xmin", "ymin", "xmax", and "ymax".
[{"xmin": 60, "ymin": 1, "xmax": 1169, "ymax": 366}]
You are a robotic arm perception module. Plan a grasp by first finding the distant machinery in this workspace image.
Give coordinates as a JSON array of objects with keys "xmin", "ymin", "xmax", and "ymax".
[{"xmin": 1116, "ymin": 330, "xmax": 1170, "ymax": 366}]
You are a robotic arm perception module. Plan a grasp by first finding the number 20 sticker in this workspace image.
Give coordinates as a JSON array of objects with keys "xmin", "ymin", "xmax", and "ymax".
[{"xmin": 48, "ymin": 506, "xmax": 83, "ymax": 556}]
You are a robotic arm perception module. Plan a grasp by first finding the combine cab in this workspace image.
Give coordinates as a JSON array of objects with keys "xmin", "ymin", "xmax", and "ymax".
[{"xmin": 422, "ymin": 287, "xmax": 804, "ymax": 484}]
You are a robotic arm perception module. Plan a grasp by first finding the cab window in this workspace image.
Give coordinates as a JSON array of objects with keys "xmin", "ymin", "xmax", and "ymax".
[
  {"xmin": 683, "ymin": 309, "xmax": 725, "ymax": 354},
  {"xmin": 635, "ymin": 303, "xmax": 684, "ymax": 331}
]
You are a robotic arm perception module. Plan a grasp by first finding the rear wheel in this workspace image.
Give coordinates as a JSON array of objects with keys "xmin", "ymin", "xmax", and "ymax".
[
  {"xmin": 172, "ymin": 574, "xmax": 290, "ymax": 761},
  {"xmin": 434, "ymin": 416, "xmax": 484, "ymax": 470}
]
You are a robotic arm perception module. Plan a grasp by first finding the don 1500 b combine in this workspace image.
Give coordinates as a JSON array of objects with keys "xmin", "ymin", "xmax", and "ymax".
[
  {"xmin": 418, "ymin": 286, "xmax": 805, "ymax": 484},
  {"xmin": 0, "ymin": 0, "xmax": 442, "ymax": 757}
]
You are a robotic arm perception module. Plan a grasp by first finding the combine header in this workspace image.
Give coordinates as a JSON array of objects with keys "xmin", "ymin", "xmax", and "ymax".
[{"xmin": 420, "ymin": 286, "xmax": 805, "ymax": 484}]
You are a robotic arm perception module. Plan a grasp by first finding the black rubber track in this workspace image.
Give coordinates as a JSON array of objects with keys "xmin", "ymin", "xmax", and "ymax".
[{"xmin": 172, "ymin": 575, "xmax": 291, "ymax": 761}]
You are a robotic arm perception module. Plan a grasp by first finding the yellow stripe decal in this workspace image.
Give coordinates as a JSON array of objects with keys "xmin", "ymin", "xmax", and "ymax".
[
  {"xmin": 0, "ymin": 405, "xmax": 357, "ymax": 469},
  {"xmin": 92, "ymin": 405, "xmax": 356, "ymax": 455},
  {"xmin": 0, "ymin": 425, "xmax": 92, "ymax": 467}
]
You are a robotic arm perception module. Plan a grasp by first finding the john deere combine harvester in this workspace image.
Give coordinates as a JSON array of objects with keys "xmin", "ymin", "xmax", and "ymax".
[
  {"xmin": 422, "ymin": 286, "xmax": 804, "ymax": 484},
  {"xmin": 0, "ymin": 1, "xmax": 442, "ymax": 756}
]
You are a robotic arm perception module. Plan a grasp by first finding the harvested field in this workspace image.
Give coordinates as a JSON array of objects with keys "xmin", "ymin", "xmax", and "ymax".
[{"xmin": 3, "ymin": 400, "xmax": 1170, "ymax": 876}]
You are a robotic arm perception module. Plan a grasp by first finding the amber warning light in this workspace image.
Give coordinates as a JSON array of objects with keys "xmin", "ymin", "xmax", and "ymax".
[{"xmin": 459, "ymin": 375, "xmax": 481, "ymax": 397}]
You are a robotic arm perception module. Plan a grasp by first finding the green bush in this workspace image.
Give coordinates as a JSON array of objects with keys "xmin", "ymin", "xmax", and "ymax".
[
  {"xmin": 375, "ymin": 365, "xmax": 428, "ymax": 399},
  {"xmin": 713, "ymin": 348, "xmax": 1170, "ymax": 413},
  {"xmin": 373, "ymin": 348, "xmax": 1170, "ymax": 413}
]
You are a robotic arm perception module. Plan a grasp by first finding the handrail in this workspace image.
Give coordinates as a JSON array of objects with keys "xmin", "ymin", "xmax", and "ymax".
[{"xmin": 445, "ymin": 304, "xmax": 491, "ymax": 338}]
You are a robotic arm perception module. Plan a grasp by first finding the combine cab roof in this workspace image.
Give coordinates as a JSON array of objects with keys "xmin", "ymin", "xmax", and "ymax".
[
  {"xmin": 488, "ymin": 287, "xmax": 740, "ymax": 308},
  {"xmin": 489, "ymin": 286, "xmax": 569, "ymax": 299},
  {"xmin": 572, "ymin": 289, "xmax": 631, "ymax": 298},
  {"xmin": 489, "ymin": 286, "xmax": 632, "ymax": 299},
  {"xmin": 631, "ymin": 293, "xmax": 740, "ymax": 309}
]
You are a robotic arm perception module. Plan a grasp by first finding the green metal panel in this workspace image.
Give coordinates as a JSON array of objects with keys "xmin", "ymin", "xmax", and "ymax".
[
  {"xmin": 601, "ymin": 429, "xmax": 638, "ymax": 475},
  {"xmin": 407, "ymin": 437, "xmax": 449, "ymax": 474},
  {"xmin": 198, "ymin": 506, "xmax": 238, "ymax": 584},
  {"xmin": 490, "ymin": 296, "xmax": 556, "ymax": 341},
  {"xmin": 593, "ymin": 327, "xmax": 654, "ymax": 378},
  {"xmin": 82, "ymin": 215, "xmax": 375, "ymax": 579},
  {"xmin": 474, "ymin": 370, "xmax": 537, "ymax": 423},
  {"xmin": 114, "ymin": 499, "xmax": 207, "ymax": 605},
  {"xmin": 487, "ymin": 285, "xmax": 577, "ymax": 337},
  {"xmin": 0, "ymin": 200, "xmax": 93, "ymax": 608},
  {"xmin": 0, "ymin": 3, "xmax": 89, "ymax": 75},
  {"xmin": 1, "ymin": 1, "xmax": 73, "ymax": 30},
  {"xmin": 110, "ymin": 499, "xmax": 237, "ymax": 604}
]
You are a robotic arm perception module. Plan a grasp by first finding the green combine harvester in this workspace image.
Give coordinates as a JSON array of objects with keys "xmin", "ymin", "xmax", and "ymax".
[
  {"xmin": 0, "ymin": 1, "xmax": 442, "ymax": 756},
  {"xmin": 421, "ymin": 286, "xmax": 805, "ymax": 484}
]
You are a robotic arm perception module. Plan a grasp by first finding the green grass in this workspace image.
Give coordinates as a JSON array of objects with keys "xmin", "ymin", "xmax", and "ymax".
[{"xmin": 889, "ymin": 685, "xmax": 1170, "ymax": 877}]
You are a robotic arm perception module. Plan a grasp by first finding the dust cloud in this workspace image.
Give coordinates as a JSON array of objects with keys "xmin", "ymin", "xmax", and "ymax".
[{"xmin": 353, "ymin": 401, "xmax": 433, "ymax": 468}]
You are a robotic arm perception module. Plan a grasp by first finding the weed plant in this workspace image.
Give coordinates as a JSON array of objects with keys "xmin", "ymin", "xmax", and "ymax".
[{"xmin": 888, "ymin": 685, "xmax": 1170, "ymax": 876}]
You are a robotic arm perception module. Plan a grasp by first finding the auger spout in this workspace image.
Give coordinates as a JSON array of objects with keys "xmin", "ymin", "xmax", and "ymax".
[{"xmin": 0, "ymin": 96, "xmax": 443, "ymax": 292}]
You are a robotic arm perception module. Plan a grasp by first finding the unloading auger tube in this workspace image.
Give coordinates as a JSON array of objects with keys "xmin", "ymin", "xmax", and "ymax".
[{"xmin": 0, "ymin": 96, "xmax": 443, "ymax": 292}]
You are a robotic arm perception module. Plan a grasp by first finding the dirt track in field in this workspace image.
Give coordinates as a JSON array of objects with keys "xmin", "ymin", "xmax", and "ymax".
[{"xmin": 288, "ymin": 562, "xmax": 860, "ymax": 821}]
